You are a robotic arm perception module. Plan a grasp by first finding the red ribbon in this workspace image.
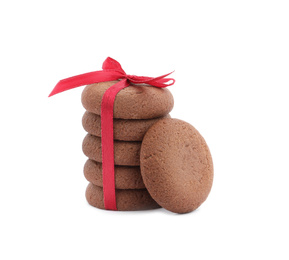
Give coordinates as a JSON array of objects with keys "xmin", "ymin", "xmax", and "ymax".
[{"xmin": 49, "ymin": 57, "xmax": 175, "ymax": 210}]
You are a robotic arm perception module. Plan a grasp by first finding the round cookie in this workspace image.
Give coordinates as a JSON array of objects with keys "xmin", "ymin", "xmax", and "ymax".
[
  {"xmin": 82, "ymin": 111, "xmax": 171, "ymax": 141},
  {"xmin": 82, "ymin": 134, "xmax": 141, "ymax": 166},
  {"xmin": 81, "ymin": 81, "xmax": 174, "ymax": 119},
  {"xmin": 84, "ymin": 159, "xmax": 145, "ymax": 189},
  {"xmin": 85, "ymin": 183, "xmax": 160, "ymax": 211},
  {"xmin": 140, "ymin": 118, "xmax": 214, "ymax": 214}
]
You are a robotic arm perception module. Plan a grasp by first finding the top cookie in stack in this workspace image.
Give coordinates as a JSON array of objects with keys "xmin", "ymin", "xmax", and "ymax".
[
  {"xmin": 81, "ymin": 81, "xmax": 174, "ymax": 210},
  {"xmin": 81, "ymin": 80, "xmax": 174, "ymax": 120}
]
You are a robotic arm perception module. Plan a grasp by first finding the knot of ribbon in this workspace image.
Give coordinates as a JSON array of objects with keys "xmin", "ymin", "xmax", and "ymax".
[{"xmin": 49, "ymin": 57, "xmax": 175, "ymax": 210}]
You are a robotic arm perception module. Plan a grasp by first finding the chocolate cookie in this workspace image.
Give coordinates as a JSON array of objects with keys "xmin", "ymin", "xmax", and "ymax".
[
  {"xmin": 85, "ymin": 183, "xmax": 160, "ymax": 211},
  {"xmin": 84, "ymin": 159, "xmax": 145, "ymax": 189},
  {"xmin": 140, "ymin": 118, "xmax": 214, "ymax": 214},
  {"xmin": 82, "ymin": 111, "xmax": 171, "ymax": 141},
  {"xmin": 82, "ymin": 134, "xmax": 141, "ymax": 166},
  {"xmin": 81, "ymin": 81, "xmax": 174, "ymax": 119}
]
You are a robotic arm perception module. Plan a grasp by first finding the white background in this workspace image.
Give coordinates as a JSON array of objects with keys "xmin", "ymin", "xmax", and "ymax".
[{"xmin": 0, "ymin": 0, "xmax": 288, "ymax": 259}]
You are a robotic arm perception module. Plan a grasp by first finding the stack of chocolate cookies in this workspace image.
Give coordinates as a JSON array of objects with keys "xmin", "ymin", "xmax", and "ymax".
[{"xmin": 81, "ymin": 81, "xmax": 174, "ymax": 211}]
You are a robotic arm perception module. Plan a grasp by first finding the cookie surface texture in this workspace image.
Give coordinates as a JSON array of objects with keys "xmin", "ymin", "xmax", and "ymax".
[
  {"xmin": 81, "ymin": 81, "xmax": 174, "ymax": 119},
  {"xmin": 84, "ymin": 159, "xmax": 145, "ymax": 189},
  {"xmin": 82, "ymin": 134, "xmax": 141, "ymax": 166},
  {"xmin": 82, "ymin": 111, "xmax": 171, "ymax": 141},
  {"xmin": 140, "ymin": 118, "xmax": 214, "ymax": 214},
  {"xmin": 85, "ymin": 183, "xmax": 160, "ymax": 211}
]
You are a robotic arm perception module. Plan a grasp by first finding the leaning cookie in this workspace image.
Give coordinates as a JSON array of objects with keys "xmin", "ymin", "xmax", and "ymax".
[
  {"xmin": 81, "ymin": 81, "xmax": 174, "ymax": 119},
  {"xmin": 140, "ymin": 118, "xmax": 214, "ymax": 214},
  {"xmin": 84, "ymin": 159, "xmax": 145, "ymax": 189},
  {"xmin": 82, "ymin": 111, "xmax": 171, "ymax": 141},
  {"xmin": 82, "ymin": 134, "xmax": 141, "ymax": 166},
  {"xmin": 85, "ymin": 183, "xmax": 160, "ymax": 211}
]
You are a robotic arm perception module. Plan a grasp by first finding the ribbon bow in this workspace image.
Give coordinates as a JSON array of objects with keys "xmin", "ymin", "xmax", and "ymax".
[
  {"xmin": 49, "ymin": 57, "xmax": 174, "ymax": 97},
  {"xmin": 49, "ymin": 57, "xmax": 175, "ymax": 210}
]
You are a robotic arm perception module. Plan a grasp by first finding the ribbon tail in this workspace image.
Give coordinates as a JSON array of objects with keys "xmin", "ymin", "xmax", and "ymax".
[
  {"xmin": 48, "ymin": 70, "xmax": 123, "ymax": 97},
  {"xmin": 147, "ymin": 77, "xmax": 175, "ymax": 87},
  {"xmin": 128, "ymin": 71, "xmax": 175, "ymax": 88},
  {"xmin": 145, "ymin": 71, "xmax": 175, "ymax": 87}
]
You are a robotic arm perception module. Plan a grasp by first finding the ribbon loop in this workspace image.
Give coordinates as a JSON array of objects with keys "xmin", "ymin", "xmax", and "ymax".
[{"xmin": 102, "ymin": 57, "xmax": 126, "ymax": 74}]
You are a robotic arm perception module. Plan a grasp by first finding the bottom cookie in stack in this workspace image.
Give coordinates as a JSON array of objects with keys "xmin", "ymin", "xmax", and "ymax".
[{"xmin": 85, "ymin": 183, "xmax": 160, "ymax": 211}]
